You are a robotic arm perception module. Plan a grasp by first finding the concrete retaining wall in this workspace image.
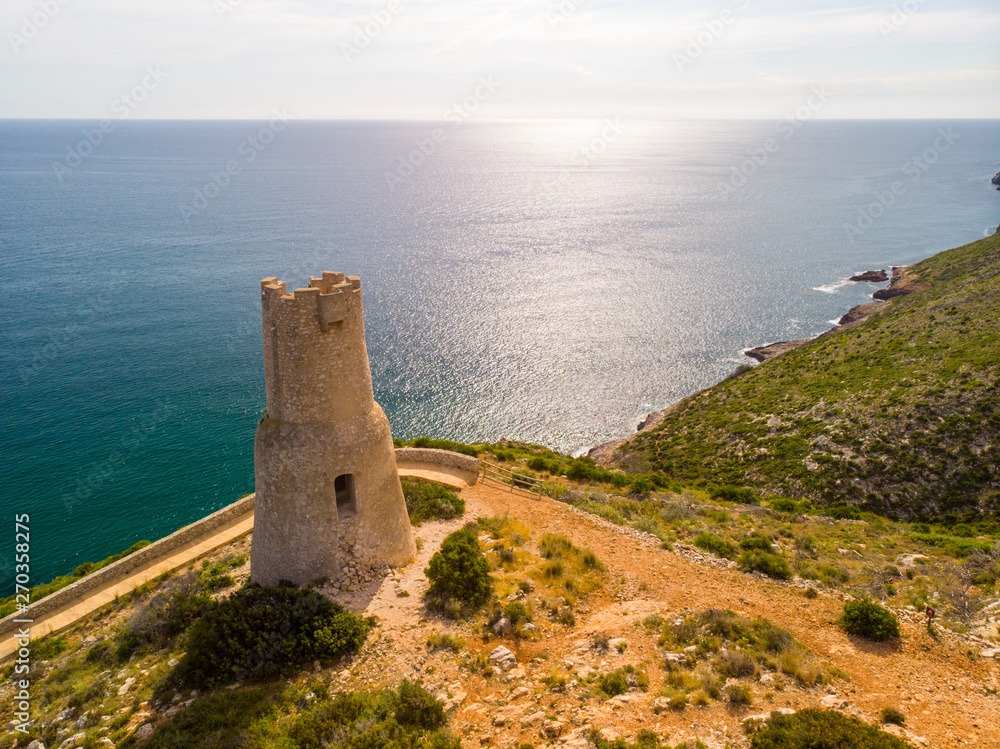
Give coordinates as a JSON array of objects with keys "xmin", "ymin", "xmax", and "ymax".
[
  {"xmin": 394, "ymin": 447, "xmax": 480, "ymax": 481},
  {"xmin": 0, "ymin": 494, "xmax": 255, "ymax": 638}
]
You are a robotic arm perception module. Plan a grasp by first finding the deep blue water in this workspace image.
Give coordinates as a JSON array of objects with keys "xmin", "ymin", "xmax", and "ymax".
[{"xmin": 0, "ymin": 119, "xmax": 997, "ymax": 588}]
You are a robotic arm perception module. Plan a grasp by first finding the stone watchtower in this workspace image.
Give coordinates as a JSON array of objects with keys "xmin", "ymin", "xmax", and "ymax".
[{"xmin": 250, "ymin": 272, "xmax": 415, "ymax": 587}]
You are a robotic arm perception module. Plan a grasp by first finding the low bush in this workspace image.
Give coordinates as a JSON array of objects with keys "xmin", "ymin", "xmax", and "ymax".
[
  {"xmin": 880, "ymin": 706, "xmax": 906, "ymax": 726},
  {"xmin": 740, "ymin": 535, "xmax": 776, "ymax": 553},
  {"xmin": 840, "ymin": 600, "xmax": 900, "ymax": 642},
  {"xmin": 749, "ymin": 708, "xmax": 912, "ymax": 748},
  {"xmin": 590, "ymin": 728, "xmax": 664, "ymax": 749},
  {"xmin": 695, "ymin": 532, "xmax": 738, "ymax": 559},
  {"xmin": 407, "ymin": 436, "xmax": 480, "ymax": 457},
  {"xmin": 424, "ymin": 529, "xmax": 493, "ymax": 618},
  {"xmin": 30, "ymin": 636, "xmax": 68, "ymax": 661},
  {"xmin": 402, "ymin": 480, "xmax": 466, "ymax": 525},
  {"xmin": 711, "ymin": 486, "xmax": 760, "ymax": 505},
  {"xmin": 143, "ymin": 681, "xmax": 460, "ymax": 749},
  {"xmin": 426, "ymin": 632, "xmax": 464, "ymax": 652},
  {"xmin": 173, "ymin": 584, "xmax": 371, "ymax": 688},
  {"xmin": 738, "ymin": 551, "xmax": 792, "ymax": 580},
  {"xmin": 597, "ymin": 665, "xmax": 648, "ymax": 697},
  {"xmin": 115, "ymin": 574, "xmax": 212, "ymax": 661},
  {"xmin": 726, "ymin": 683, "xmax": 754, "ymax": 705}
]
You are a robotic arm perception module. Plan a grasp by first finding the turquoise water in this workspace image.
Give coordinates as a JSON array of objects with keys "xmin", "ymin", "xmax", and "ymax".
[{"xmin": 1, "ymin": 119, "xmax": 997, "ymax": 588}]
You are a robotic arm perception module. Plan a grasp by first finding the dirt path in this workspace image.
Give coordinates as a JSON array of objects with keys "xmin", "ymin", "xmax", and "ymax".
[{"xmin": 345, "ymin": 480, "xmax": 998, "ymax": 748}]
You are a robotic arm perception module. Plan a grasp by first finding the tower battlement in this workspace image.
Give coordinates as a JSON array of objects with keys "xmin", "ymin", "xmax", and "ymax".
[{"xmin": 261, "ymin": 272, "xmax": 362, "ymax": 332}]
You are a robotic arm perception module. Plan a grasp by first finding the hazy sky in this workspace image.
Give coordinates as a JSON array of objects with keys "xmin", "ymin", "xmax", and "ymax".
[{"xmin": 2, "ymin": 0, "xmax": 998, "ymax": 120}]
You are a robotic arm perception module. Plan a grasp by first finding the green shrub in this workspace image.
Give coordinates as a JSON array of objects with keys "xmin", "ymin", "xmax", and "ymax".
[
  {"xmin": 629, "ymin": 476, "xmax": 655, "ymax": 495},
  {"xmin": 880, "ymin": 706, "xmax": 905, "ymax": 726},
  {"xmin": 695, "ymin": 532, "xmax": 738, "ymax": 559},
  {"xmin": 598, "ymin": 665, "xmax": 648, "ymax": 697},
  {"xmin": 711, "ymin": 486, "xmax": 760, "ymax": 505},
  {"xmin": 840, "ymin": 600, "xmax": 900, "ymax": 641},
  {"xmin": 402, "ymin": 480, "xmax": 466, "ymax": 525},
  {"xmin": 198, "ymin": 554, "xmax": 246, "ymax": 591},
  {"xmin": 395, "ymin": 679, "xmax": 447, "ymax": 729},
  {"xmin": 425, "ymin": 529, "xmax": 493, "ymax": 618},
  {"xmin": 590, "ymin": 728, "xmax": 664, "ymax": 749},
  {"xmin": 738, "ymin": 551, "xmax": 792, "ymax": 580},
  {"xmin": 408, "ymin": 436, "xmax": 480, "ymax": 457},
  {"xmin": 503, "ymin": 601, "xmax": 530, "ymax": 625},
  {"xmin": 173, "ymin": 584, "xmax": 371, "ymax": 688},
  {"xmin": 30, "ymin": 636, "xmax": 68, "ymax": 661},
  {"xmin": 726, "ymin": 683, "xmax": 754, "ymax": 705},
  {"xmin": 740, "ymin": 535, "xmax": 776, "ymax": 553},
  {"xmin": 749, "ymin": 709, "xmax": 912, "ymax": 748},
  {"xmin": 145, "ymin": 681, "xmax": 459, "ymax": 749},
  {"xmin": 115, "ymin": 576, "xmax": 212, "ymax": 661}
]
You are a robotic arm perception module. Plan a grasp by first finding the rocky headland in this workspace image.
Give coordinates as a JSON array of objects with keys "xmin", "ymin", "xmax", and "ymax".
[{"xmin": 848, "ymin": 269, "xmax": 888, "ymax": 282}]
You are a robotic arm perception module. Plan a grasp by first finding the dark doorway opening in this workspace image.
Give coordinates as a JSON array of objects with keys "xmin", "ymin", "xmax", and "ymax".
[{"xmin": 335, "ymin": 474, "xmax": 356, "ymax": 518}]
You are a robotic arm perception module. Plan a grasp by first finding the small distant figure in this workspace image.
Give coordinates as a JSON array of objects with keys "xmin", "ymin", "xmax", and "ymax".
[{"xmin": 925, "ymin": 605, "xmax": 936, "ymax": 629}]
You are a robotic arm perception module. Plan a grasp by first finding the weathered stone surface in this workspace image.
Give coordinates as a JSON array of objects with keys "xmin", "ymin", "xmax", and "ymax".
[
  {"xmin": 543, "ymin": 720, "xmax": 565, "ymax": 738},
  {"xmin": 489, "ymin": 645, "xmax": 517, "ymax": 670},
  {"xmin": 251, "ymin": 273, "xmax": 415, "ymax": 587},
  {"xmin": 820, "ymin": 694, "xmax": 848, "ymax": 709}
]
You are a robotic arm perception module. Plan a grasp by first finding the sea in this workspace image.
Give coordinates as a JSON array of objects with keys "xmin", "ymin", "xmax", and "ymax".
[{"xmin": 1, "ymin": 119, "xmax": 998, "ymax": 589}]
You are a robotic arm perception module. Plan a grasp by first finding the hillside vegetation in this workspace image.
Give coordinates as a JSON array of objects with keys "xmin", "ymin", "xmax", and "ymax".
[{"xmin": 607, "ymin": 232, "xmax": 1000, "ymax": 521}]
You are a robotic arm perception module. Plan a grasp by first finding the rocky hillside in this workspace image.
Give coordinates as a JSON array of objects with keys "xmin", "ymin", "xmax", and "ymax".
[
  {"xmin": 600, "ymin": 232, "xmax": 1000, "ymax": 521},
  {"xmin": 4, "ymin": 477, "xmax": 999, "ymax": 749}
]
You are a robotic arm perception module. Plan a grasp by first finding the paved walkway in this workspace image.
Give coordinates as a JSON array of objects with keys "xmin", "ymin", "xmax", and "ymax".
[{"xmin": 0, "ymin": 462, "xmax": 475, "ymax": 662}]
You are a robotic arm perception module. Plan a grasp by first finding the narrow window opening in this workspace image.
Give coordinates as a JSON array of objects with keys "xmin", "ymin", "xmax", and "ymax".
[{"xmin": 335, "ymin": 474, "xmax": 356, "ymax": 518}]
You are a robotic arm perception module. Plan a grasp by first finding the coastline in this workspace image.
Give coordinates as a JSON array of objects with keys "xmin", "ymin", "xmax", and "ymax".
[{"xmin": 588, "ymin": 264, "xmax": 925, "ymax": 465}]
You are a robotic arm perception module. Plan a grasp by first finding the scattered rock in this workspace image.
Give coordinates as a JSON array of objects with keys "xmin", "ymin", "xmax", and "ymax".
[
  {"xmin": 27, "ymin": 741, "xmax": 46, "ymax": 749},
  {"xmin": 58, "ymin": 735, "xmax": 85, "ymax": 749},
  {"xmin": 743, "ymin": 707, "xmax": 794, "ymax": 724},
  {"xmin": 838, "ymin": 301, "xmax": 882, "ymax": 326},
  {"xmin": 489, "ymin": 645, "xmax": 517, "ymax": 671},
  {"xmin": 543, "ymin": 720, "xmax": 565, "ymax": 739},
  {"xmin": 493, "ymin": 617, "xmax": 512, "ymax": 635},
  {"xmin": 134, "ymin": 723, "xmax": 154, "ymax": 740},
  {"xmin": 820, "ymin": 694, "xmax": 848, "ymax": 709},
  {"xmin": 522, "ymin": 711, "xmax": 546, "ymax": 727},
  {"xmin": 117, "ymin": 676, "xmax": 136, "ymax": 697},
  {"xmin": 510, "ymin": 686, "xmax": 530, "ymax": 700},
  {"xmin": 745, "ymin": 340, "xmax": 812, "ymax": 363}
]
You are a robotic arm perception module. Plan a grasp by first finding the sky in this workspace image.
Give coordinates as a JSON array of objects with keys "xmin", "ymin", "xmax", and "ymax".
[{"xmin": 1, "ymin": 0, "xmax": 998, "ymax": 120}]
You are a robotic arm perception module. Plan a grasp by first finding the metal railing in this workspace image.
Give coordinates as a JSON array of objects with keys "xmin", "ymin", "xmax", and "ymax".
[{"xmin": 479, "ymin": 460, "xmax": 544, "ymax": 499}]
